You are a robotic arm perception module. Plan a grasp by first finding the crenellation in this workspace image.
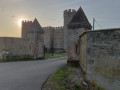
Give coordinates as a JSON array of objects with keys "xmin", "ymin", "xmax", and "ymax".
[
  {"xmin": 42, "ymin": 26, "xmax": 63, "ymax": 30},
  {"xmin": 64, "ymin": 9, "xmax": 76, "ymax": 16}
]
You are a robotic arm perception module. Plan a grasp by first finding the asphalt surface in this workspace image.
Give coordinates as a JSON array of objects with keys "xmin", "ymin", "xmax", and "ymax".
[{"xmin": 0, "ymin": 57, "xmax": 67, "ymax": 90}]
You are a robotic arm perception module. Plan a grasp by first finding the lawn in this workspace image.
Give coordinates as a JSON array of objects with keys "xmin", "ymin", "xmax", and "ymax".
[{"xmin": 44, "ymin": 53, "xmax": 67, "ymax": 59}]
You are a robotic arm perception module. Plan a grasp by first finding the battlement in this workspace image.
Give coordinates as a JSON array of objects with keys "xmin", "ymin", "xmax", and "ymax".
[
  {"xmin": 22, "ymin": 20, "xmax": 33, "ymax": 25},
  {"xmin": 64, "ymin": 9, "xmax": 76, "ymax": 15},
  {"xmin": 42, "ymin": 26, "xmax": 63, "ymax": 30},
  {"xmin": 42, "ymin": 26, "xmax": 53, "ymax": 30},
  {"xmin": 22, "ymin": 20, "xmax": 33, "ymax": 28}
]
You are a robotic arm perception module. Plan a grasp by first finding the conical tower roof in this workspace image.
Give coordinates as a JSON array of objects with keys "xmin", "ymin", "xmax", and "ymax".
[
  {"xmin": 32, "ymin": 18, "xmax": 44, "ymax": 34},
  {"xmin": 68, "ymin": 7, "xmax": 92, "ymax": 29}
]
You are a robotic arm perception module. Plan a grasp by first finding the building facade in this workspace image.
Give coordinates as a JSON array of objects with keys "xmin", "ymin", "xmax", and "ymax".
[{"xmin": 43, "ymin": 26, "xmax": 64, "ymax": 52}]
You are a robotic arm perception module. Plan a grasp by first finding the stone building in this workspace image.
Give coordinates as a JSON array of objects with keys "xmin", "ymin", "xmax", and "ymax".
[
  {"xmin": 43, "ymin": 9, "xmax": 76, "ymax": 52},
  {"xmin": 67, "ymin": 7, "xmax": 92, "ymax": 61},
  {"xmin": 0, "ymin": 18, "xmax": 44, "ymax": 59}
]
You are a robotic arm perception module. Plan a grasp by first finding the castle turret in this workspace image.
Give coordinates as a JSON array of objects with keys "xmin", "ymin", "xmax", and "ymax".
[
  {"xmin": 22, "ymin": 20, "xmax": 33, "ymax": 39},
  {"xmin": 63, "ymin": 9, "xmax": 76, "ymax": 50},
  {"xmin": 22, "ymin": 18, "xmax": 45, "ymax": 58},
  {"xmin": 67, "ymin": 7, "xmax": 92, "ymax": 61}
]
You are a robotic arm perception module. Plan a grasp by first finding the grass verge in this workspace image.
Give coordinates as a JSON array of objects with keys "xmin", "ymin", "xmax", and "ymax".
[
  {"xmin": 45, "ymin": 53, "xmax": 67, "ymax": 59},
  {"xmin": 42, "ymin": 66, "xmax": 81, "ymax": 90},
  {"xmin": 42, "ymin": 66, "xmax": 106, "ymax": 90}
]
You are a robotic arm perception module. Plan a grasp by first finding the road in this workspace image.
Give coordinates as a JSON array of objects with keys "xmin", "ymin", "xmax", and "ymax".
[{"xmin": 0, "ymin": 57, "xmax": 67, "ymax": 90}]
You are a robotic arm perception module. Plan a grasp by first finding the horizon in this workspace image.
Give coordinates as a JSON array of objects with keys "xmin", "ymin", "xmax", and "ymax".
[{"xmin": 0, "ymin": 0, "xmax": 120, "ymax": 37}]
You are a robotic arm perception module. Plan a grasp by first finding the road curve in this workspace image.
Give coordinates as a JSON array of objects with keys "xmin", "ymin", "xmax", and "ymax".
[{"xmin": 0, "ymin": 57, "xmax": 67, "ymax": 90}]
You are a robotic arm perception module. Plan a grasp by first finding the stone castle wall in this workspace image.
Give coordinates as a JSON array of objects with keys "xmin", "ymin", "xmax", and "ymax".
[
  {"xmin": 0, "ymin": 19, "xmax": 44, "ymax": 59},
  {"xmin": 43, "ymin": 26, "xmax": 64, "ymax": 52},
  {"xmin": 68, "ymin": 28, "xmax": 87, "ymax": 60}
]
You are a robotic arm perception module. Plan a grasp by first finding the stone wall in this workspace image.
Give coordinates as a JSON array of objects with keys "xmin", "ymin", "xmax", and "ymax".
[
  {"xmin": 54, "ymin": 28, "xmax": 64, "ymax": 50},
  {"xmin": 68, "ymin": 28, "xmax": 87, "ymax": 60},
  {"xmin": 79, "ymin": 33, "xmax": 87, "ymax": 72},
  {"xmin": 43, "ymin": 27, "xmax": 51, "ymax": 51},
  {"xmin": 0, "ymin": 37, "xmax": 30, "ymax": 59},
  {"xmin": 79, "ymin": 28, "xmax": 120, "ymax": 90},
  {"xmin": 43, "ymin": 26, "xmax": 64, "ymax": 52}
]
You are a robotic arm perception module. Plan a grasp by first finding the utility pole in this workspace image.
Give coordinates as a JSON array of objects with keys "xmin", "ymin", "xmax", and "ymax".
[{"xmin": 93, "ymin": 18, "xmax": 95, "ymax": 30}]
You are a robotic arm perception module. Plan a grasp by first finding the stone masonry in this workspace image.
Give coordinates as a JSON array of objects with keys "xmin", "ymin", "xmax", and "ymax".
[{"xmin": 0, "ymin": 18, "xmax": 44, "ymax": 59}]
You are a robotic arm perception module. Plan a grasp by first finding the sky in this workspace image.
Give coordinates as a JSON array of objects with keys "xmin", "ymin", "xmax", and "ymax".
[{"xmin": 0, "ymin": 0, "xmax": 120, "ymax": 37}]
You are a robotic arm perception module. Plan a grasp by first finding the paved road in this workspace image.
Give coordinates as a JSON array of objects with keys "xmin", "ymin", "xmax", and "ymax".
[{"xmin": 0, "ymin": 57, "xmax": 67, "ymax": 90}]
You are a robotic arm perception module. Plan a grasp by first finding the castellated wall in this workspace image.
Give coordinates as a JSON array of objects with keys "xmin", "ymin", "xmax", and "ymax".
[
  {"xmin": 43, "ymin": 26, "xmax": 64, "ymax": 52},
  {"xmin": 79, "ymin": 28, "xmax": 120, "ymax": 90}
]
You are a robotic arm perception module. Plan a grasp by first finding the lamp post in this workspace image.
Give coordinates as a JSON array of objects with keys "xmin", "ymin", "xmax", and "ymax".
[{"xmin": 51, "ymin": 29, "xmax": 54, "ymax": 56}]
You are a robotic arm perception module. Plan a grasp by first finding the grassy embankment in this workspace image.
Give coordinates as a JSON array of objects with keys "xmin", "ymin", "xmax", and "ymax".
[{"xmin": 42, "ymin": 66, "xmax": 105, "ymax": 90}]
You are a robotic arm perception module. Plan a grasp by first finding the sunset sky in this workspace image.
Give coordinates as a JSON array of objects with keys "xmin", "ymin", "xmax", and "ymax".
[{"xmin": 0, "ymin": 0, "xmax": 120, "ymax": 37}]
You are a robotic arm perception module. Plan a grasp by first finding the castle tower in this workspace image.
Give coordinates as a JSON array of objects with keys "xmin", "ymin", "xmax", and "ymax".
[
  {"xmin": 63, "ymin": 9, "xmax": 76, "ymax": 51},
  {"xmin": 67, "ymin": 7, "xmax": 92, "ymax": 61},
  {"xmin": 22, "ymin": 18, "xmax": 44, "ymax": 58},
  {"xmin": 22, "ymin": 20, "xmax": 33, "ymax": 39}
]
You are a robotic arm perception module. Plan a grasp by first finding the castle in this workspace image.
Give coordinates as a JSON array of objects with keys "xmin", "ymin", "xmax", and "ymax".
[
  {"xmin": 0, "ymin": 8, "xmax": 78, "ymax": 59},
  {"xmin": 0, "ymin": 6, "xmax": 119, "ymax": 89},
  {"xmin": 0, "ymin": 18, "xmax": 44, "ymax": 59},
  {"xmin": 43, "ymin": 9, "xmax": 76, "ymax": 52}
]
